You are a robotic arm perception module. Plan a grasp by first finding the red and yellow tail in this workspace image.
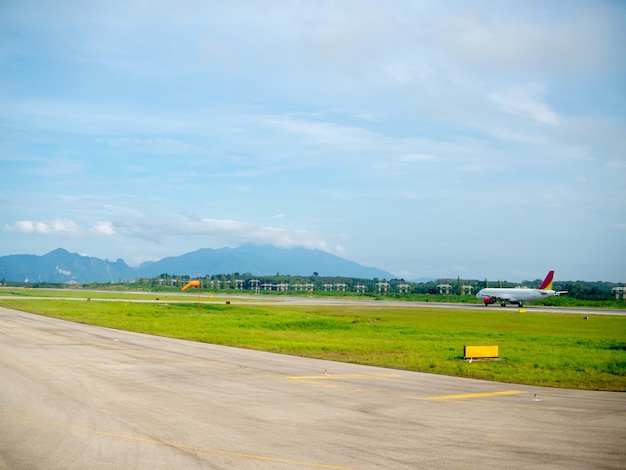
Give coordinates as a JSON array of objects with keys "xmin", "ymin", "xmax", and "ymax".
[{"xmin": 538, "ymin": 271, "xmax": 554, "ymax": 290}]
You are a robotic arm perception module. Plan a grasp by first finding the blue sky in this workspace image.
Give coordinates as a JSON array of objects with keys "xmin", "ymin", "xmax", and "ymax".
[{"xmin": 1, "ymin": 1, "xmax": 625, "ymax": 282}]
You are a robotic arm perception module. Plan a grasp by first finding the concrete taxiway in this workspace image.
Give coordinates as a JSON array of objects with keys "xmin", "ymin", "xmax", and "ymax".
[{"xmin": 1, "ymin": 306, "xmax": 625, "ymax": 469}]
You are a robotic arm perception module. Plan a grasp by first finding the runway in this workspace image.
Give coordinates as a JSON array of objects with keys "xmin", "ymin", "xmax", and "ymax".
[
  {"xmin": 1, "ymin": 306, "xmax": 625, "ymax": 469},
  {"xmin": 262, "ymin": 296, "xmax": 626, "ymax": 316}
]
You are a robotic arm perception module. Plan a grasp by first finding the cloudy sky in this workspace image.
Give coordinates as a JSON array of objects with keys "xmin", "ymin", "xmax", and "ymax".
[{"xmin": 1, "ymin": 1, "xmax": 625, "ymax": 282}]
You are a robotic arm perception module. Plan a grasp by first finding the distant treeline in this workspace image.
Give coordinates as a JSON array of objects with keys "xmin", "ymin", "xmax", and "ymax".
[{"xmin": 9, "ymin": 273, "xmax": 625, "ymax": 304}]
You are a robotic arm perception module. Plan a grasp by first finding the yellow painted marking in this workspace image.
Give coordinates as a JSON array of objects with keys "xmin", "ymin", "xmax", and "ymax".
[
  {"xmin": 288, "ymin": 374, "xmax": 527, "ymax": 403},
  {"xmin": 288, "ymin": 374, "xmax": 399, "ymax": 380},
  {"xmin": 425, "ymin": 390, "xmax": 525, "ymax": 401},
  {"xmin": 0, "ymin": 409, "xmax": 357, "ymax": 470}
]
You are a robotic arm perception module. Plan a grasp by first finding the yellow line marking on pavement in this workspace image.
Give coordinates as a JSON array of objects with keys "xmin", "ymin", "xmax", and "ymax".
[
  {"xmin": 288, "ymin": 374, "xmax": 399, "ymax": 380},
  {"xmin": 0, "ymin": 409, "xmax": 357, "ymax": 470},
  {"xmin": 425, "ymin": 390, "xmax": 525, "ymax": 401},
  {"xmin": 287, "ymin": 376, "xmax": 529, "ymax": 403}
]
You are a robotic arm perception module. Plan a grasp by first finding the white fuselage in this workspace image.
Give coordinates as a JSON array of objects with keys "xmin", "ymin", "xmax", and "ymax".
[{"xmin": 476, "ymin": 287, "xmax": 556, "ymax": 304}]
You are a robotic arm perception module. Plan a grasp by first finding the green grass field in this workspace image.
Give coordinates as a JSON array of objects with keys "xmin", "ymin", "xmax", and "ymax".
[{"xmin": 1, "ymin": 289, "xmax": 625, "ymax": 391}]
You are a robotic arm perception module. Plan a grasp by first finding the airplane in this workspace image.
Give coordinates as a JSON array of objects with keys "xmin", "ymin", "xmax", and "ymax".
[{"xmin": 475, "ymin": 270, "xmax": 567, "ymax": 307}]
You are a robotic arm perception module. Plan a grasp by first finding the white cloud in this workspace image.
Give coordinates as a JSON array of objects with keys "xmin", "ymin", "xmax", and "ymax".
[
  {"xmin": 335, "ymin": 244, "xmax": 347, "ymax": 257},
  {"xmin": 4, "ymin": 219, "xmax": 79, "ymax": 235},
  {"xmin": 50, "ymin": 219, "xmax": 79, "ymax": 234},
  {"xmin": 56, "ymin": 266, "xmax": 71, "ymax": 275},
  {"xmin": 4, "ymin": 219, "xmax": 117, "ymax": 237},
  {"xmin": 432, "ymin": 5, "xmax": 624, "ymax": 77},
  {"xmin": 261, "ymin": 115, "xmax": 373, "ymax": 149},
  {"xmin": 490, "ymin": 86, "xmax": 560, "ymax": 126},
  {"xmin": 90, "ymin": 221, "xmax": 116, "ymax": 236},
  {"xmin": 101, "ymin": 217, "xmax": 328, "ymax": 250},
  {"xmin": 3, "ymin": 215, "xmax": 333, "ymax": 253},
  {"xmin": 191, "ymin": 218, "xmax": 329, "ymax": 251}
]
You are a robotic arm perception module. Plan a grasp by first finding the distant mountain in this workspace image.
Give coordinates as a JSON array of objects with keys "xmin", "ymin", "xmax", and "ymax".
[
  {"xmin": 0, "ymin": 245, "xmax": 394, "ymax": 283},
  {"xmin": 0, "ymin": 248, "xmax": 135, "ymax": 284},
  {"xmin": 135, "ymin": 244, "xmax": 394, "ymax": 279}
]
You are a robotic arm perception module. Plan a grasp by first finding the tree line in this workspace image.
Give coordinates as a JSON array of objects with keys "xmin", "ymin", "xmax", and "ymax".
[{"xmin": 117, "ymin": 273, "xmax": 624, "ymax": 302}]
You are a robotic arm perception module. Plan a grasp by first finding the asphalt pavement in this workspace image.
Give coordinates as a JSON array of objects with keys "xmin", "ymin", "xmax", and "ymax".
[{"xmin": 1, "ymin": 306, "xmax": 625, "ymax": 469}]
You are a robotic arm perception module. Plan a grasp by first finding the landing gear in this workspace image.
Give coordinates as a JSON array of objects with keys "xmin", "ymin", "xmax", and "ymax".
[
  {"xmin": 518, "ymin": 302, "xmax": 524, "ymax": 308},
  {"xmin": 501, "ymin": 302, "xmax": 506, "ymax": 307}
]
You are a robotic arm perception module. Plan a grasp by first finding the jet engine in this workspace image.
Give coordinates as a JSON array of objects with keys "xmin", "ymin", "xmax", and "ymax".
[{"xmin": 482, "ymin": 296, "xmax": 496, "ymax": 305}]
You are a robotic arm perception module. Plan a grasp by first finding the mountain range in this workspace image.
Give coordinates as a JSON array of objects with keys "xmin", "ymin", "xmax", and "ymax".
[{"xmin": 0, "ymin": 245, "xmax": 395, "ymax": 284}]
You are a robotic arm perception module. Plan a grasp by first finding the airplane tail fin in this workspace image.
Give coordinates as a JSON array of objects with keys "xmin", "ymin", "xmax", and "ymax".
[{"xmin": 538, "ymin": 271, "xmax": 554, "ymax": 290}]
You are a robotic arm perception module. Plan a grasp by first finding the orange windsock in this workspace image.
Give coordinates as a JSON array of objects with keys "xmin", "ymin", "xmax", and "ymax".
[{"xmin": 181, "ymin": 280, "xmax": 200, "ymax": 291}]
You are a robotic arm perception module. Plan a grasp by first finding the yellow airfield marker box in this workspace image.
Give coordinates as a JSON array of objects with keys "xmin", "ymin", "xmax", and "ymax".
[{"xmin": 464, "ymin": 345, "xmax": 499, "ymax": 360}]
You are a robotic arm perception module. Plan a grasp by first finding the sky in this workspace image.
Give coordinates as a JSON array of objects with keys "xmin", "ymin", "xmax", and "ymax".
[{"xmin": 1, "ymin": 1, "xmax": 625, "ymax": 283}]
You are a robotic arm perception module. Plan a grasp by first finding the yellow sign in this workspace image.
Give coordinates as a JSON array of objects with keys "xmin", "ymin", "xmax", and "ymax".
[{"xmin": 464, "ymin": 345, "xmax": 499, "ymax": 359}]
